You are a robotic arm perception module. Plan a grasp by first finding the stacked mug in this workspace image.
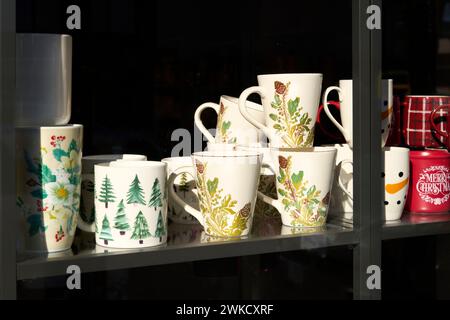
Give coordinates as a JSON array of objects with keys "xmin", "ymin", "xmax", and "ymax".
[
  {"xmin": 167, "ymin": 73, "xmax": 339, "ymax": 238},
  {"xmin": 321, "ymin": 79, "xmax": 409, "ymax": 222},
  {"xmin": 398, "ymin": 96, "xmax": 450, "ymax": 215},
  {"xmin": 15, "ymin": 34, "xmax": 85, "ymax": 253}
]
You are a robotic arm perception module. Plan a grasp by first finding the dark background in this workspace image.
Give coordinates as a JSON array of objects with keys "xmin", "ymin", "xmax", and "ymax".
[{"xmin": 15, "ymin": 0, "xmax": 450, "ymax": 299}]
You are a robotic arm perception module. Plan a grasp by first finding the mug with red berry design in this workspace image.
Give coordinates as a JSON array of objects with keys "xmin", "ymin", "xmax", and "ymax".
[
  {"xmin": 238, "ymin": 74, "xmax": 323, "ymax": 148},
  {"xmin": 258, "ymin": 147, "xmax": 337, "ymax": 228},
  {"xmin": 16, "ymin": 124, "xmax": 83, "ymax": 253}
]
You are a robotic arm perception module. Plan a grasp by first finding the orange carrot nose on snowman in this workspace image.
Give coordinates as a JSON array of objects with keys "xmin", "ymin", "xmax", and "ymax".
[
  {"xmin": 381, "ymin": 106, "xmax": 394, "ymax": 121},
  {"xmin": 385, "ymin": 177, "xmax": 409, "ymax": 194}
]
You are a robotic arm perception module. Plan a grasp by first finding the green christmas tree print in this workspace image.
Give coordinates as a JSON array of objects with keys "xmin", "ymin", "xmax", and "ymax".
[
  {"xmin": 127, "ymin": 175, "xmax": 146, "ymax": 205},
  {"xmin": 131, "ymin": 211, "xmax": 151, "ymax": 244},
  {"xmin": 114, "ymin": 199, "xmax": 130, "ymax": 235},
  {"xmin": 178, "ymin": 173, "xmax": 189, "ymax": 194},
  {"xmin": 99, "ymin": 215, "xmax": 114, "ymax": 245},
  {"xmin": 99, "ymin": 175, "xmax": 115, "ymax": 208},
  {"xmin": 148, "ymin": 178, "xmax": 163, "ymax": 210},
  {"xmin": 154, "ymin": 211, "xmax": 166, "ymax": 242}
]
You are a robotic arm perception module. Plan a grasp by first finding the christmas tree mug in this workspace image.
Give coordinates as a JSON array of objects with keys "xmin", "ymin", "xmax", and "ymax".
[
  {"xmin": 162, "ymin": 156, "xmax": 199, "ymax": 224},
  {"xmin": 195, "ymin": 95, "xmax": 265, "ymax": 146},
  {"xmin": 94, "ymin": 161, "xmax": 168, "ymax": 249},
  {"xmin": 80, "ymin": 154, "xmax": 147, "ymax": 233},
  {"xmin": 16, "ymin": 124, "xmax": 83, "ymax": 253},
  {"xmin": 168, "ymin": 151, "xmax": 263, "ymax": 238},
  {"xmin": 258, "ymin": 147, "xmax": 337, "ymax": 228},
  {"xmin": 238, "ymin": 74, "xmax": 323, "ymax": 148}
]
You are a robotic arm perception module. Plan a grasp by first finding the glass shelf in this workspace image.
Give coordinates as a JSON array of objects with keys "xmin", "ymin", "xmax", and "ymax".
[
  {"xmin": 16, "ymin": 215, "xmax": 356, "ymax": 281},
  {"xmin": 382, "ymin": 214, "xmax": 450, "ymax": 240}
]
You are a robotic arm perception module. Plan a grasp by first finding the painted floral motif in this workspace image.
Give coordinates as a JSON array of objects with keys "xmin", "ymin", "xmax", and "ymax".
[
  {"xmin": 276, "ymin": 156, "xmax": 328, "ymax": 227},
  {"xmin": 195, "ymin": 160, "xmax": 251, "ymax": 237},
  {"xmin": 217, "ymin": 102, "xmax": 237, "ymax": 144},
  {"xmin": 18, "ymin": 135, "xmax": 81, "ymax": 239},
  {"xmin": 269, "ymin": 81, "xmax": 314, "ymax": 147}
]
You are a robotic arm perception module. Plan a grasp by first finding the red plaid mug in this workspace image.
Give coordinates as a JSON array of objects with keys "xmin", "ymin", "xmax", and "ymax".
[
  {"xmin": 431, "ymin": 104, "xmax": 450, "ymax": 150},
  {"xmin": 402, "ymin": 96, "xmax": 450, "ymax": 149}
]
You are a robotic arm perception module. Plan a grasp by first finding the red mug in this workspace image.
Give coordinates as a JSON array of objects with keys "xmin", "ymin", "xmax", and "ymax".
[
  {"xmin": 431, "ymin": 104, "xmax": 450, "ymax": 150},
  {"xmin": 405, "ymin": 150, "xmax": 450, "ymax": 214},
  {"xmin": 402, "ymin": 96, "xmax": 450, "ymax": 149}
]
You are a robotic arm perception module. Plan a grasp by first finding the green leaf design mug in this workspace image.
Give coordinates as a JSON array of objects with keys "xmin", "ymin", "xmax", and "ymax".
[
  {"xmin": 195, "ymin": 95, "xmax": 266, "ymax": 146},
  {"xmin": 258, "ymin": 147, "xmax": 337, "ymax": 228},
  {"xmin": 238, "ymin": 74, "xmax": 323, "ymax": 148},
  {"xmin": 168, "ymin": 151, "xmax": 263, "ymax": 238}
]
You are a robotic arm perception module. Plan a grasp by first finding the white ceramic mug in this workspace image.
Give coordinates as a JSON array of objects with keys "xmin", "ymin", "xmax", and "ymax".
[
  {"xmin": 383, "ymin": 147, "xmax": 410, "ymax": 221},
  {"xmin": 169, "ymin": 151, "xmax": 262, "ymax": 238},
  {"xmin": 238, "ymin": 74, "xmax": 323, "ymax": 148},
  {"xmin": 80, "ymin": 154, "xmax": 147, "ymax": 233},
  {"xmin": 324, "ymin": 144, "xmax": 353, "ymax": 220},
  {"xmin": 235, "ymin": 145, "xmax": 278, "ymax": 218},
  {"xmin": 162, "ymin": 156, "xmax": 199, "ymax": 224},
  {"xmin": 322, "ymin": 79, "xmax": 393, "ymax": 148},
  {"xmin": 206, "ymin": 142, "xmax": 236, "ymax": 153},
  {"xmin": 16, "ymin": 124, "xmax": 83, "ymax": 252},
  {"xmin": 94, "ymin": 161, "xmax": 168, "ymax": 248},
  {"xmin": 195, "ymin": 95, "xmax": 265, "ymax": 145},
  {"xmin": 337, "ymin": 147, "xmax": 409, "ymax": 221},
  {"xmin": 16, "ymin": 34, "xmax": 72, "ymax": 126},
  {"xmin": 258, "ymin": 147, "xmax": 337, "ymax": 228}
]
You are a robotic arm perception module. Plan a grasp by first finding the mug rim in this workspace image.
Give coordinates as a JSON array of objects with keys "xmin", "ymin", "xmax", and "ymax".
[
  {"xmin": 192, "ymin": 151, "xmax": 262, "ymax": 158},
  {"xmin": 106, "ymin": 160, "xmax": 166, "ymax": 169},
  {"xmin": 161, "ymin": 156, "xmax": 192, "ymax": 163},
  {"xmin": 257, "ymin": 73, "xmax": 323, "ymax": 79},
  {"xmin": 17, "ymin": 32, "xmax": 72, "ymax": 39},
  {"xmin": 235, "ymin": 145, "xmax": 270, "ymax": 152},
  {"xmin": 16, "ymin": 124, "xmax": 83, "ymax": 131},
  {"xmin": 83, "ymin": 154, "xmax": 146, "ymax": 161},
  {"xmin": 269, "ymin": 146, "xmax": 337, "ymax": 153},
  {"xmin": 221, "ymin": 95, "xmax": 263, "ymax": 112},
  {"xmin": 383, "ymin": 147, "xmax": 410, "ymax": 154},
  {"xmin": 410, "ymin": 149, "xmax": 450, "ymax": 159},
  {"xmin": 405, "ymin": 95, "xmax": 450, "ymax": 98}
]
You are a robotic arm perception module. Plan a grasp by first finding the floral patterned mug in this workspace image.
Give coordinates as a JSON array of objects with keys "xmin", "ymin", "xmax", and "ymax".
[
  {"xmin": 168, "ymin": 151, "xmax": 263, "ymax": 238},
  {"xmin": 16, "ymin": 124, "xmax": 83, "ymax": 253},
  {"xmin": 238, "ymin": 74, "xmax": 323, "ymax": 148},
  {"xmin": 258, "ymin": 147, "xmax": 337, "ymax": 228}
]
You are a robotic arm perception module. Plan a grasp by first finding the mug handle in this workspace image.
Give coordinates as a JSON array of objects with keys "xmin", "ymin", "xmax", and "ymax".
[
  {"xmin": 337, "ymin": 159, "xmax": 354, "ymax": 201},
  {"xmin": 430, "ymin": 104, "xmax": 450, "ymax": 139},
  {"xmin": 317, "ymin": 101, "xmax": 343, "ymax": 140},
  {"xmin": 322, "ymin": 86, "xmax": 353, "ymax": 148},
  {"xmin": 168, "ymin": 166, "xmax": 205, "ymax": 227},
  {"xmin": 238, "ymin": 87, "xmax": 272, "ymax": 140},
  {"xmin": 194, "ymin": 102, "xmax": 220, "ymax": 144},
  {"xmin": 257, "ymin": 163, "xmax": 284, "ymax": 214}
]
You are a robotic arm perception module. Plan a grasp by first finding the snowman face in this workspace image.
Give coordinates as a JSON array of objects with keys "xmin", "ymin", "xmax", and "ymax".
[{"xmin": 382, "ymin": 148, "xmax": 410, "ymax": 221}]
